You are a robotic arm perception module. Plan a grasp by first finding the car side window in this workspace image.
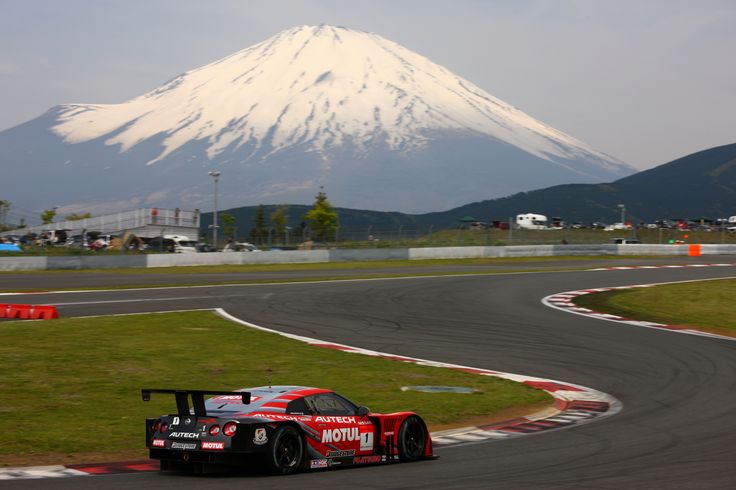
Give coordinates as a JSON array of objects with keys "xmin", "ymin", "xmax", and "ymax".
[
  {"xmin": 285, "ymin": 397, "xmax": 313, "ymax": 415},
  {"xmin": 306, "ymin": 393, "xmax": 356, "ymax": 416}
]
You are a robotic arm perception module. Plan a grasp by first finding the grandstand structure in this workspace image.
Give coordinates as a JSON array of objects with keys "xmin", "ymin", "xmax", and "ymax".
[{"xmin": 0, "ymin": 208, "xmax": 200, "ymax": 239}]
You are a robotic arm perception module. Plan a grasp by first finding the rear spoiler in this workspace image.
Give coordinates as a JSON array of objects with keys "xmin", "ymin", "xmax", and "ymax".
[{"xmin": 141, "ymin": 389, "xmax": 251, "ymax": 416}]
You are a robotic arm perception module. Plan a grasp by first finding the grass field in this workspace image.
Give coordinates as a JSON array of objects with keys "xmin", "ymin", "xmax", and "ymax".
[
  {"xmin": 573, "ymin": 278, "xmax": 736, "ymax": 336},
  {"xmin": 0, "ymin": 311, "xmax": 551, "ymax": 466}
]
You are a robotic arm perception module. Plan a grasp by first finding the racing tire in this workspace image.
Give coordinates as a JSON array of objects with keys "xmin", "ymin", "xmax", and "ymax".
[
  {"xmin": 397, "ymin": 416, "xmax": 427, "ymax": 462},
  {"xmin": 264, "ymin": 425, "xmax": 305, "ymax": 475}
]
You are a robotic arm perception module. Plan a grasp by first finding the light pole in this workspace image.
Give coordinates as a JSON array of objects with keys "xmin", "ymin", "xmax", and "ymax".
[
  {"xmin": 208, "ymin": 171, "xmax": 221, "ymax": 250},
  {"xmin": 617, "ymin": 204, "xmax": 626, "ymax": 226}
]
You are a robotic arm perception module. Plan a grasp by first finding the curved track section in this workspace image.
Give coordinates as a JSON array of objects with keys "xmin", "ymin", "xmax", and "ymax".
[
  {"xmin": 543, "ymin": 277, "xmax": 736, "ymax": 341},
  {"xmin": 3, "ymin": 262, "xmax": 736, "ymax": 489}
]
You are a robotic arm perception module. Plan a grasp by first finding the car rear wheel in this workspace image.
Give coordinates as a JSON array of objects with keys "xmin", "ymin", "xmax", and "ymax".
[
  {"xmin": 397, "ymin": 416, "xmax": 426, "ymax": 462},
  {"xmin": 264, "ymin": 425, "xmax": 304, "ymax": 475}
]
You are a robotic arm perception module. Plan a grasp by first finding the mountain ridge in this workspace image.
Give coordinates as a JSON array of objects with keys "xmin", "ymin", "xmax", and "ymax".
[
  {"xmin": 200, "ymin": 142, "xmax": 736, "ymax": 232},
  {"xmin": 1, "ymin": 24, "xmax": 633, "ymax": 214}
]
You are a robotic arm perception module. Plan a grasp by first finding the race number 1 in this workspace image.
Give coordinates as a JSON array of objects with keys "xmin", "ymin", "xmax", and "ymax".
[{"xmin": 360, "ymin": 432, "xmax": 374, "ymax": 451}]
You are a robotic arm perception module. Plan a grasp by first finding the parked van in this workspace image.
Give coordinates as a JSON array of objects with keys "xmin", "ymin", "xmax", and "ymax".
[
  {"xmin": 164, "ymin": 234, "xmax": 198, "ymax": 253},
  {"xmin": 515, "ymin": 213, "xmax": 548, "ymax": 230}
]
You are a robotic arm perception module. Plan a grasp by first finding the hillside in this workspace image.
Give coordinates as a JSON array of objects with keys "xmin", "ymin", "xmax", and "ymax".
[
  {"xmin": 201, "ymin": 142, "xmax": 736, "ymax": 235},
  {"xmin": 431, "ymin": 142, "xmax": 736, "ymax": 225}
]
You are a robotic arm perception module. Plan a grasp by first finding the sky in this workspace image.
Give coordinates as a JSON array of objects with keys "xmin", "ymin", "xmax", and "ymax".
[{"xmin": 0, "ymin": 0, "xmax": 734, "ymax": 170}]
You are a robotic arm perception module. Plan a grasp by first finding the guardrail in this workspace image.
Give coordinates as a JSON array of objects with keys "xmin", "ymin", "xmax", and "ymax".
[{"xmin": 1, "ymin": 244, "xmax": 735, "ymax": 271}]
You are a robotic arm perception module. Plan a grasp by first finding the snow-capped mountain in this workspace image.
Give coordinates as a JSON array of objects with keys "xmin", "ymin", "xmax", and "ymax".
[{"xmin": 0, "ymin": 25, "xmax": 635, "ymax": 214}]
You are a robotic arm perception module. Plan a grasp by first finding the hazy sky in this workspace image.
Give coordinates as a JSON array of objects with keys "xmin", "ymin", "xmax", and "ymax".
[{"xmin": 1, "ymin": 0, "xmax": 734, "ymax": 170}]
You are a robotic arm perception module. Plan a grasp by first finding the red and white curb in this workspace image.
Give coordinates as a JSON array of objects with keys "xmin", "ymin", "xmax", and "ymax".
[
  {"xmin": 1, "ymin": 309, "xmax": 621, "ymax": 479},
  {"xmin": 543, "ymin": 279, "xmax": 736, "ymax": 342},
  {"xmin": 0, "ymin": 461, "xmax": 159, "ymax": 480},
  {"xmin": 216, "ymin": 310, "xmax": 621, "ymax": 447}
]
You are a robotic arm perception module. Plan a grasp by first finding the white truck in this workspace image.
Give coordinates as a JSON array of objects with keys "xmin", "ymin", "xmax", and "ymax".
[
  {"xmin": 164, "ymin": 234, "xmax": 198, "ymax": 253},
  {"xmin": 515, "ymin": 213, "xmax": 549, "ymax": 230}
]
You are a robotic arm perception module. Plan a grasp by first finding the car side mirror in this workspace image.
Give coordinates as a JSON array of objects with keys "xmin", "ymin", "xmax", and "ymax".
[{"xmin": 357, "ymin": 406, "xmax": 370, "ymax": 417}]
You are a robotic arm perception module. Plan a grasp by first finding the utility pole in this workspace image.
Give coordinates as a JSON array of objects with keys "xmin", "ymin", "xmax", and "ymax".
[{"xmin": 208, "ymin": 171, "xmax": 221, "ymax": 250}]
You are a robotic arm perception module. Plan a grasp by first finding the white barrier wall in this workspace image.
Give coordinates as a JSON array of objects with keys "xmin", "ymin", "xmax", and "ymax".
[
  {"xmin": 0, "ymin": 257, "xmax": 47, "ymax": 271},
  {"xmin": 2, "ymin": 244, "xmax": 736, "ymax": 271}
]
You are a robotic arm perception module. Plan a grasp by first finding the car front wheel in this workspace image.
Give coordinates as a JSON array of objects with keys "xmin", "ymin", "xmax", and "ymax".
[{"xmin": 397, "ymin": 416, "xmax": 426, "ymax": 462}]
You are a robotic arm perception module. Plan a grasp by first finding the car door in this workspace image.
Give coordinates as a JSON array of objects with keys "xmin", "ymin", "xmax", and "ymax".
[{"xmin": 305, "ymin": 393, "xmax": 375, "ymax": 457}]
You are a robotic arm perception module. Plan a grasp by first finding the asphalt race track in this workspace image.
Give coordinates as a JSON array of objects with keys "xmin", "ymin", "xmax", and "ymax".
[{"xmin": 3, "ymin": 257, "xmax": 736, "ymax": 489}]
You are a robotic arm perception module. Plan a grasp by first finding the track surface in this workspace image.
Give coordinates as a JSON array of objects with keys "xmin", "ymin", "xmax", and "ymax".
[{"xmin": 4, "ymin": 257, "xmax": 736, "ymax": 489}]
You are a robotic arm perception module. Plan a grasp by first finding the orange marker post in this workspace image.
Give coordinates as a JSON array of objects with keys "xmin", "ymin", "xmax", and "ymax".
[{"xmin": 688, "ymin": 244, "xmax": 701, "ymax": 257}]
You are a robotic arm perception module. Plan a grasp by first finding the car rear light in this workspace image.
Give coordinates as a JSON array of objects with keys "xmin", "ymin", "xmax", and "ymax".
[
  {"xmin": 153, "ymin": 420, "xmax": 161, "ymax": 432},
  {"xmin": 209, "ymin": 424, "xmax": 221, "ymax": 436},
  {"xmin": 223, "ymin": 422, "xmax": 237, "ymax": 437},
  {"xmin": 160, "ymin": 422, "xmax": 168, "ymax": 433}
]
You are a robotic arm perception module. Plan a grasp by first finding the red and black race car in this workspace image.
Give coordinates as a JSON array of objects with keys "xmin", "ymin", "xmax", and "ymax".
[{"xmin": 142, "ymin": 386, "xmax": 434, "ymax": 474}]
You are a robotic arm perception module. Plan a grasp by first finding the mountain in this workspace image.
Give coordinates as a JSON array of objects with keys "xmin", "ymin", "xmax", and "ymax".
[
  {"xmin": 432, "ymin": 142, "xmax": 736, "ymax": 225},
  {"xmin": 0, "ymin": 25, "xmax": 634, "ymax": 215},
  {"xmin": 202, "ymin": 143, "xmax": 736, "ymax": 233}
]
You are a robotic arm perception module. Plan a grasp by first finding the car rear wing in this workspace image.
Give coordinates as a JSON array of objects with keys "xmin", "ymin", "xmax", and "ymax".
[{"xmin": 141, "ymin": 389, "xmax": 251, "ymax": 416}]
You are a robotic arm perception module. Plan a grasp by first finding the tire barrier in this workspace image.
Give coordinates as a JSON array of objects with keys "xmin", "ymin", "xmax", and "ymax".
[{"xmin": 0, "ymin": 303, "xmax": 59, "ymax": 320}]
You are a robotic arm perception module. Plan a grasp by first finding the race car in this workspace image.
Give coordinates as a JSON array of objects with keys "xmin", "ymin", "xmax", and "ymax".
[{"xmin": 142, "ymin": 386, "xmax": 434, "ymax": 474}]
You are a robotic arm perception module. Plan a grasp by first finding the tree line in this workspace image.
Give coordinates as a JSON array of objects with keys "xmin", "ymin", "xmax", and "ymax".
[{"xmin": 220, "ymin": 189, "xmax": 339, "ymax": 245}]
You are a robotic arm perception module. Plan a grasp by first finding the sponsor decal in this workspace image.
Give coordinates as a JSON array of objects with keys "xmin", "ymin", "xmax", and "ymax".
[
  {"xmin": 211, "ymin": 395, "xmax": 261, "ymax": 403},
  {"xmin": 353, "ymin": 455, "xmax": 382, "ymax": 465},
  {"xmin": 327, "ymin": 449, "xmax": 355, "ymax": 458},
  {"xmin": 253, "ymin": 428, "xmax": 268, "ymax": 445},
  {"xmin": 171, "ymin": 442, "xmax": 197, "ymax": 450},
  {"xmin": 322, "ymin": 427, "xmax": 359, "ymax": 443},
  {"xmin": 384, "ymin": 431, "xmax": 394, "ymax": 436},
  {"xmin": 169, "ymin": 432, "xmax": 200, "ymax": 439},
  {"xmin": 247, "ymin": 413, "xmax": 310, "ymax": 422},
  {"xmin": 310, "ymin": 459, "xmax": 329, "ymax": 469},
  {"xmin": 184, "ymin": 417, "xmax": 193, "ymax": 425},
  {"xmin": 201, "ymin": 441, "xmax": 225, "ymax": 450},
  {"xmin": 152, "ymin": 439, "xmax": 166, "ymax": 447},
  {"xmin": 314, "ymin": 416, "xmax": 356, "ymax": 423},
  {"xmin": 360, "ymin": 431, "xmax": 374, "ymax": 451}
]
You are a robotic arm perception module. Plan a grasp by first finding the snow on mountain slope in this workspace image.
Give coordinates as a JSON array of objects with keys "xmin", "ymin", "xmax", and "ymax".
[
  {"xmin": 51, "ymin": 25, "xmax": 627, "ymax": 175},
  {"xmin": 0, "ymin": 24, "xmax": 637, "ymax": 215}
]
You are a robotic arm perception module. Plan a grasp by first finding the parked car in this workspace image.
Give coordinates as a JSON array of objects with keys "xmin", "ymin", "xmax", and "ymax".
[
  {"xmin": 145, "ymin": 237, "xmax": 176, "ymax": 253},
  {"xmin": 222, "ymin": 241, "xmax": 260, "ymax": 252}
]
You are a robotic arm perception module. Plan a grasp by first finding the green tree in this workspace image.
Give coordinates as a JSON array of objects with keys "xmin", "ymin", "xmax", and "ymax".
[
  {"xmin": 250, "ymin": 205, "xmax": 268, "ymax": 244},
  {"xmin": 270, "ymin": 205, "xmax": 289, "ymax": 243},
  {"xmin": 304, "ymin": 190, "xmax": 338, "ymax": 241},
  {"xmin": 65, "ymin": 212, "xmax": 92, "ymax": 221},
  {"xmin": 40, "ymin": 209, "xmax": 57, "ymax": 224},
  {"xmin": 219, "ymin": 212, "xmax": 237, "ymax": 238}
]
